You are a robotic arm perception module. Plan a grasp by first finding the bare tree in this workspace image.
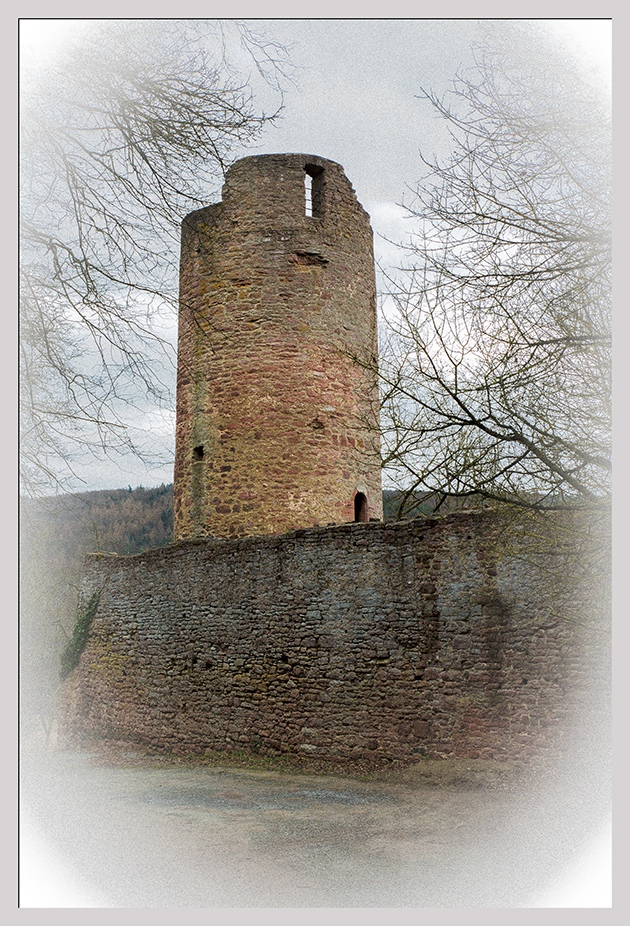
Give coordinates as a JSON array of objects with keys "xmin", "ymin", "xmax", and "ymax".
[
  {"xmin": 378, "ymin": 25, "xmax": 611, "ymax": 518},
  {"xmin": 20, "ymin": 20, "xmax": 290, "ymax": 496}
]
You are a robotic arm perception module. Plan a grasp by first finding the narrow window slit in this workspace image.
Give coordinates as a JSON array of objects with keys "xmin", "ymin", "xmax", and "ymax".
[
  {"xmin": 304, "ymin": 173, "xmax": 313, "ymax": 217},
  {"xmin": 193, "ymin": 445, "xmax": 204, "ymax": 461}
]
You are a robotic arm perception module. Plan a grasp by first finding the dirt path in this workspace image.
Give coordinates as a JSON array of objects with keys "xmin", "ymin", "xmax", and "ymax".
[{"xmin": 20, "ymin": 744, "xmax": 610, "ymax": 907}]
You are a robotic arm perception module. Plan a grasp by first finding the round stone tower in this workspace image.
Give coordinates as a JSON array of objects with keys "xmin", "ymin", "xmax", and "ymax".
[{"xmin": 173, "ymin": 153, "xmax": 382, "ymax": 540}]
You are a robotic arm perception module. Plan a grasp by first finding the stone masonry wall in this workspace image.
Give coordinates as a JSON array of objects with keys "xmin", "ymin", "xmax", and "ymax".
[
  {"xmin": 60, "ymin": 511, "xmax": 610, "ymax": 765},
  {"xmin": 173, "ymin": 154, "xmax": 382, "ymax": 541}
]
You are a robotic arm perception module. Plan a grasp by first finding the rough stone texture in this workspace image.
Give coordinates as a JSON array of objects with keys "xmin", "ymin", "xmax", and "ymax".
[
  {"xmin": 59, "ymin": 511, "xmax": 610, "ymax": 765},
  {"xmin": 173, "ymin": 153, "xmax": 382, "ymax": 541}
]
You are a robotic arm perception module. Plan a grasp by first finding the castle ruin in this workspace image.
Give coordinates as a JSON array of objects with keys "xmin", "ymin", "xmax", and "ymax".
[
  {"xmin": 59, "ymin": 155, "xmax": 609, "ymax": 767},
  {"xmin": 173, "ymin": 154, "xmax": 382, "ymax": 540}
]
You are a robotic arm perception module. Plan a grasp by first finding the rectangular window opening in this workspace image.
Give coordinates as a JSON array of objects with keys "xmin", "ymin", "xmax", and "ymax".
[
  {"xmin": 304, "ymin": 165, "xmax": 324, "ymax": 217},
  {"xmin": 193, "ymin": 445, "xmax": 204, "ymax": 461}
]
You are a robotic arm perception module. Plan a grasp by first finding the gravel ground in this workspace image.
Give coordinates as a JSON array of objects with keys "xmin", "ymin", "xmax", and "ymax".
[{"xmin": 19, "ymin": 740, "xmax": 611, "ymax": 908}]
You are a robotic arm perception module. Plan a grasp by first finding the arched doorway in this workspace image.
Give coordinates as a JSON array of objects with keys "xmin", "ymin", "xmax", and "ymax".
[{"xmin": 354, "ymin": 492, "xmax": 368, "ymax": 522}]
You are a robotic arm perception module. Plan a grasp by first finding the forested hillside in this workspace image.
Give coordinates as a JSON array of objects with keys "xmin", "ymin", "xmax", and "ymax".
[{"xmin": 21, "ymin": 483, "xmax": 174, "ymax": 560}]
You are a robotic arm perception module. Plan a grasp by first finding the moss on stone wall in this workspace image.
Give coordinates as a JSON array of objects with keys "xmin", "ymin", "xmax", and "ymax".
[{"xmin": 59, "ymin": 590, "xmax": 101, "ymax": 679}]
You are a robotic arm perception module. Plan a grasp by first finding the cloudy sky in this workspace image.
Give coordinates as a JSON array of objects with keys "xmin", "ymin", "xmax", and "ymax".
[{"xmin": 20, "ymin": 18, "xmax": 611, "ymax": 494}]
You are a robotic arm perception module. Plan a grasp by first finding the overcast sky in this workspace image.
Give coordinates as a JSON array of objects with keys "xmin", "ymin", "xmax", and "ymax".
[{"xmin": 20, "ymin": 18, "xmax": 612, "ymax": 495}]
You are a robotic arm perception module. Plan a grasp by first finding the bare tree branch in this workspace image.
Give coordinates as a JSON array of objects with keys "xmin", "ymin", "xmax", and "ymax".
[
  {"xmin": 375, "ymin": 25, "xmax": 611, "ymax": 514},
  {"xmin": 20, "ymin": 20, "xmax": 292, "ymax": 496}
]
